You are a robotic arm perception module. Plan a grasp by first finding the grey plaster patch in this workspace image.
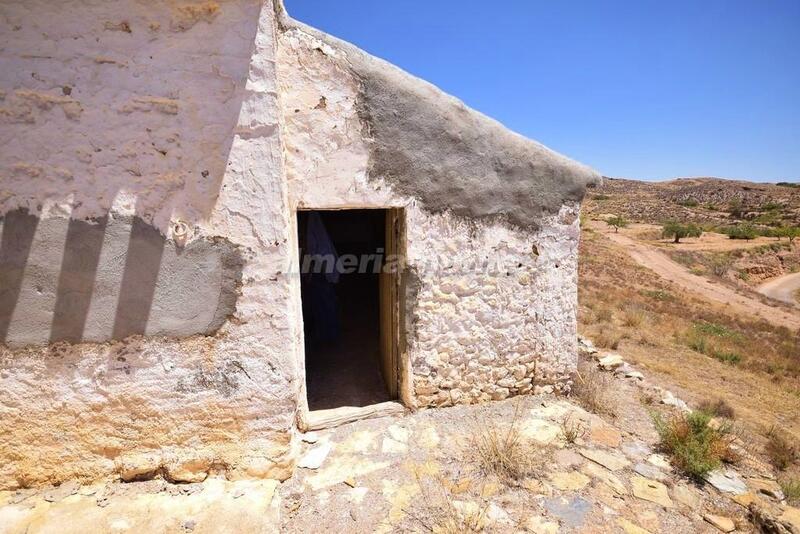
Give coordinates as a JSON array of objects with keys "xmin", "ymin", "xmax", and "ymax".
[
  {"xmin": 277, "ymin": 7, "xmax": 600, "ymax": 230},
  {"xmin": 0, "ymin": 211, "xmax": 243, "ymax": 347}
]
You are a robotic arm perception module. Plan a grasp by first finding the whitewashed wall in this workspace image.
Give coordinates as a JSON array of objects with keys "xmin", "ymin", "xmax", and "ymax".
[
  {"xmin": 278, "ymin": 27, "xmax": 580, "ymax": 409},
  {"xmin": 0, "ymin": 0, "xmax": 582, "ymax": 490},
  {"xmin": 0, "ymin": 0, "xmax": 299, "ymax": 489}
]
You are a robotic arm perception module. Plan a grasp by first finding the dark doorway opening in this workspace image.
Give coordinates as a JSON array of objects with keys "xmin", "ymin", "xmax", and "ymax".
[{"xmin": 298, "ymin": 209, "xmax": 397, "ymax": 411}]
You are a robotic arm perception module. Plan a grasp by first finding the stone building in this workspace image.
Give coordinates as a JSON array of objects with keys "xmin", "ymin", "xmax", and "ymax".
[{"xmin": 0, "ymin": 0, "xmax": 598, "ymax": 488}]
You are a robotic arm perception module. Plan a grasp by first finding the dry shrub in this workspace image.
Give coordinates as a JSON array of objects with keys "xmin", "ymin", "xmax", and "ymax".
[
  {"xmin": 653, "ymin": 410, "xmax": 736, "ymax": 480},
  {"xmin": 697, "ymin": 398, "xmax": 736, "ymax": 419},
  {"xmin": 594, "ymin": 329, "xmax": 622, "ymax": 350},
  {"xmin": 594, "ymin": 308, "xmax": 613, "ymax": 323},
  {"xmin": 639, "ymin": 390, "xmax": 658, "ymax": 406},
  {"xmin": 471, "ymin": 401, "xmax": 535, "ymax": 483},
  {"xmin": 572, "ymin": 361, "xmax": 616, "ymax": 416},
  {"xmin": 559, "ymin": 413, "xmax": 587, "ymax": 445},
  {"xmin": 405, "ymin": 473, "xmax": 489, "ymax": 534},
  {"xmin": 765, "ymin": 426, "xmax": 798, "ymax": 471},
  {"xmin": 622, "ymin": 305, "xmax": 647, "ymax": 328}
]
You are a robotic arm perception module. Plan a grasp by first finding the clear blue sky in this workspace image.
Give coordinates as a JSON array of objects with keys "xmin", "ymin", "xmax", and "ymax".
[{"xmin": 285, "ymin": 1, "xmax": 799, "ymax": 182}]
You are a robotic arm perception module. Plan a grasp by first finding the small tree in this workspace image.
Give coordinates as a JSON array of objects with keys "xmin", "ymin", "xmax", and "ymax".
[
  {"xmin": 773, "ymin": 226, "xmax": 800, "ymax": 245},
  {"xmin": 605, "ymin": 216, "xmax": 628, "ymax": 233},
  {"xmin": 662, "ymin": 221, "xmax": 703, "ymax": 243}
]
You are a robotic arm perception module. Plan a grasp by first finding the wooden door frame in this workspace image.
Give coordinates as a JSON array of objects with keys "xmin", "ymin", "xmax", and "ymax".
[{"xmin": 293, "ymin": 206, "xmax": 408, "ymax": 431}]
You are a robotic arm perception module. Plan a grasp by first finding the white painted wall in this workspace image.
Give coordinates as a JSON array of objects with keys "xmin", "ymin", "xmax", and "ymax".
[
  {"xmin": 0, "ymin": 0, "xmax": 582, "ymax": 490},
  {"xmin": 0, "ymin": 0, "xmax": 299, "ymax": 489},
  {"xmin": 278, "ymin": 27, "xmax": 580, "ymax": 409}
]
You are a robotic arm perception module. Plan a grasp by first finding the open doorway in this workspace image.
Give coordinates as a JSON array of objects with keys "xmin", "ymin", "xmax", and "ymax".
[{"xmin": 297, "ymin": 209, "xmax": 402, "ymax": 413}]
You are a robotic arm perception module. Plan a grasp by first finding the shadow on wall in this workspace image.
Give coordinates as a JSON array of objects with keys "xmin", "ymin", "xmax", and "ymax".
[
  {"xmin": 0, "ymin": 1, "xmax": 267, "ymax": 346},
  {"xmin": 0, "ymin": 210, "xmax": 243, "ymax": 347}
]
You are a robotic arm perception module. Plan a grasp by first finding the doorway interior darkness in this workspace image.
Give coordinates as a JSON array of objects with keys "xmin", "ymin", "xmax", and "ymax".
[{"xmin": 297, "ymin": 209, "xmax": 399, "ymax": 411}]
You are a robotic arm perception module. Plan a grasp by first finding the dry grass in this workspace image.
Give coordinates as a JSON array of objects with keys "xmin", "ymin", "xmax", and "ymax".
[
  {"xmin": 470, "ymin": 401, "xmax": 535, "ymax": 483},
  {"xmin": 765, "ymin": 426, "xmax": 798, "ymax": 471},
  {"xmin": 594, "ymin": 329, "xmax": 622, "ymax": 350},
  {"xmin": 622, "ymin": 305, "xmax": 647, "ymax": 328},
  {"xmin": 697, "ymin": 398, "xmax": 736, "ymax": 419},
  {"xmin": 780, "ymin": 477, "xmax": 800, "ymax": 505},
  {"xmin": 572, "ymin": 360, "xmax": 617, "ymax": 417},
  {"xmin": 594, "ymin": 307, "xmax": 613, "ymax": 323},
  {"xmin": 559, "ymin": 412, "xmax": 587, "ymax": 445},
  {"xmin": 578, "ymin": 229, "xmax": 800, "ymax": 447},
  {"xmin": 405, "ymin": 473, "xmax": 489, "ymax": 534}
]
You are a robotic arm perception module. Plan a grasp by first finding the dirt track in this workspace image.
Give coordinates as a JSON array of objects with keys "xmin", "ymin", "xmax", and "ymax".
[
  {"xmin": 757, "ymin": 272, "xmax": 800, "ymax": 307},
  {"xmin": 591, "ymin": 223, "xmax": 800, "ymax": 331}
]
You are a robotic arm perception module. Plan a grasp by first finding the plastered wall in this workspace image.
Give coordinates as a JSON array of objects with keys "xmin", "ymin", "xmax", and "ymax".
[
  {"xmin": 0, "ymin": 0, "xmax": 300, "ymax": 489},
  {"xmin": 0, "ymin": 0, "xmax": 591, "ymax": 490},
  {"xmin": 278, "ymin": 24, "xmax": 583, "ymax": 409}
]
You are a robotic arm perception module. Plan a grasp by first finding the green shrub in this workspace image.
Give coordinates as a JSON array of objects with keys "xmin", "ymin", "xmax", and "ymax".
[
  {"xmin": 712, "ymin": 350, "xmax": 742, "ymax": 365},
  {"xmin": 760, "ymin": 201, "xmax": 782, "ymax": 211},
  {"xmin": 592, "ymin": 194, "xmax": 611, "ymax": 201},
  {"xmin": 728, "ymin": 198, "xmax": 746, "ymax": 218},
  {"xmin": 693, "ymin": 321, "xmax": 742, "ymax": 340},
  {"xmin": 677, "ymin": 198, "xmax": 699, "ymax": 207},
  {"xmin": 653, "ymin": 411, "xmax": 734, "ymax": 480},
  {"xmin": 781, "ymin": 478, "xmax": 800, "ymax": 505},
  {"xmin": 774, "ymin": 226, "xmax": 800, "ymax": 244},
  {"xmin": 723, "ymin": 223, "xmax": 758, "ymax": 240},
  {"xmin": 686, "ymin": 332, "xmax": 708, "ymax": 354}
]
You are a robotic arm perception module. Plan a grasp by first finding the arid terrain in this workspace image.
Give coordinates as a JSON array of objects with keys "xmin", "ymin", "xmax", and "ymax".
[
  {"xmin": 2, "ymin": 177, "xmax": 800, "ymax": 533},
  {"xmin": 579, "ymin": 177, "xmax": 800, "ymax": 519}
]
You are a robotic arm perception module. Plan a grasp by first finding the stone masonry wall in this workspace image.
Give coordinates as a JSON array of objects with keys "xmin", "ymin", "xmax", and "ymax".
[
  {"xmin": 277, "ymin": 23, "xmax": 581, "ymax": 410},
  {"xmin": 0, "ymin": 0, "xmax": 299, "ymax": 489}
]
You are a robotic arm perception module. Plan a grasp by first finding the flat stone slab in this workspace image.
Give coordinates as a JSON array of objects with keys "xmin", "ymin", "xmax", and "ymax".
[
  {"xmin": 704, "ymin": 469, "xmax": 748, "ymax": 495},
  {"xmin": 631, "ymin": 476, "xmax": 673, "ymax": 508},
  {"xmin": 599, "ymin": 354, "xmax": 624, "ymax": 370},
  {"xmin": 549, "ymin": 471, "xmax": 591, "ymax": 491},
  {"xmin": 704, "ymin": 514, "xmax": 735, "ymax": 532},
  {"xmin": 634, "ymin": 462, "xmax": 668, "ymax": 482},
  {"xmin": 581, "ymin": 462, "xmax": 628, "ymax": 496},
  {"xmin": 579, "ymin": 448, "xmax": 631, "ymax": 471},
  {"xmin": 298, "ymin": 443, "xmax": 333, "ymax": 470},
  {"xmin": 543, "ymin": 496, "xmax": 592, "ymax": 529}
]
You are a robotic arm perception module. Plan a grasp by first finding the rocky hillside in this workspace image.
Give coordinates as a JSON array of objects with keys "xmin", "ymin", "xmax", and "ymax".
[{"xmin": 585, "ymin": 177, "xmax": 800, "ymax": 226}]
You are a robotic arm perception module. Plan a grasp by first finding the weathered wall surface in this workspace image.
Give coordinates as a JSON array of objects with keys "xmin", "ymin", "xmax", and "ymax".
[
  {"xmin": 277, "ymin": 18, "xmax": 586, "ymax": 408},
  {"xmin": 0, "ymin": 0, "xmax": 592, "ymax": 491},
  {"xmin": 0, "ymin": 0, "xmax": 299, "ymax": 489},
  {"xmin": 0, "ymin": 211, "xmax": 243, "ymax": 346}
]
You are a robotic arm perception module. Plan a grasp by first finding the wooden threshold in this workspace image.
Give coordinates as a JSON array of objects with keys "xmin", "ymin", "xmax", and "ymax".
[{"xmin": 306, "ymin": 401, "xmax": 406, "ymax": 431}]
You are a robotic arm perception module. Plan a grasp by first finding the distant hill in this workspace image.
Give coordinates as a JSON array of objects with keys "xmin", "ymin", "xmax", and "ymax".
[{"xmin": 584, "ymin": 177, "xmax": 800, "ymax": 226}]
